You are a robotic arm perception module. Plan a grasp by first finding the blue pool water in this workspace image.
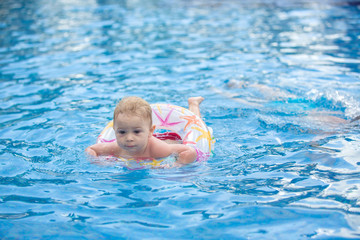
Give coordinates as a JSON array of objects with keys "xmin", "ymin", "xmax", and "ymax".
[{"xmin": 1, "ymin": 0, "xmax": 360, "ymax": 239}]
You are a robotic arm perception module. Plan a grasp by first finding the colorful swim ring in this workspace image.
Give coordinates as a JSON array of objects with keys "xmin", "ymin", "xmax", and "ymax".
[{"xmin": 97, "ymin": 104, "xmax": 215, "ymax": 169}]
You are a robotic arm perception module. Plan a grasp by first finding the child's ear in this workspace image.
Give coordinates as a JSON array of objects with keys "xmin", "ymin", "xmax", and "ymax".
[{"xmin": 149, "ymin": 125, "xmax": 156, "ymax": 136}]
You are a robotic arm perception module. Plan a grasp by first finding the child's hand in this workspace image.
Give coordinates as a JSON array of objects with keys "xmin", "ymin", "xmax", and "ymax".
[
  {"xmin": 176, "ymin": 147, "xmax": 197, "ymax": 165},
  {"xmin": 85, "ymin": 147, "xmax": 97, "ymax": 157}
]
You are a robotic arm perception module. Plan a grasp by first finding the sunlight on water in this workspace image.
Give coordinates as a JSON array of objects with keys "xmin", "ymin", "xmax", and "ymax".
[{"xmin": 0, "ymin": 0, "xmax": 360, "ymax": 239}]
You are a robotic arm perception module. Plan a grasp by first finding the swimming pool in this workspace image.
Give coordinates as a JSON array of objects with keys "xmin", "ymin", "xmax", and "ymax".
[{"xmin": 0, "ymin": 0, "xmax": 359, "ymax": 239}]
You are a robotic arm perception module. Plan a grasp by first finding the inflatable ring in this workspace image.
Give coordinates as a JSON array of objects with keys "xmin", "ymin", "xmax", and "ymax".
[{"xmin": 97, "ymin": 104, "xmax": 215, "ymax": 169}]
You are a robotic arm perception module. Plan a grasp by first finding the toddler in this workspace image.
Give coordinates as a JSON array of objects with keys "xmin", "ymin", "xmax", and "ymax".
[{"xmin": 85, "ymin": 96, "xmax": 205, "ymax": 165}]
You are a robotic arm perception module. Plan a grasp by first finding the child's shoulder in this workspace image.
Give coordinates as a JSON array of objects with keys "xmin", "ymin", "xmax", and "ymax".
[{"xmin": 148, "ymin": 136, "xmax": 169, "ymax": 150}]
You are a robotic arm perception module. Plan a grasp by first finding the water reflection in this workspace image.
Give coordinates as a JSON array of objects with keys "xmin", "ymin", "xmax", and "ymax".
[{"xmin": 0, "ymin": 0, "xmax": 360, "ymax": 239}]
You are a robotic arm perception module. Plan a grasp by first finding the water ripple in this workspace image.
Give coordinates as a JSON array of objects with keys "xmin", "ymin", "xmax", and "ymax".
[
  {"xmin": 0, "ymin": 0, "xmax": 360, "ymax": 239},
  {"xmin": 0, "ymin": 210, "xmax": 54, "ymax": 220},
  {"xmin": 0, "ymin": 176, "xmax": 77, "ymax": 187}
]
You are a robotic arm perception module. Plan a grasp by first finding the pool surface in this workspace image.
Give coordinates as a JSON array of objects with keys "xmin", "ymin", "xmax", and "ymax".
[{"xmin": 1, "ymin": 0, "xmax": 360, "ymax": 239}]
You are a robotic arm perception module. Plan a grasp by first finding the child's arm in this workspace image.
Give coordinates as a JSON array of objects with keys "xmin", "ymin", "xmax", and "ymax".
[
  {"xmin": 149, "ymin": 137, "xmax": 197, "ymax": 165},
  {"xmin": 169, "ymin": 144, "xmax": 197, "ymax": 165},
  {"xmin": 85, "ymin": 142, "xmax": 119, "ymax": 157}
]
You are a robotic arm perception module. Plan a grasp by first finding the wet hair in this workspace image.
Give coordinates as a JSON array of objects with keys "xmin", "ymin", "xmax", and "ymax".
[{"xmin": 113, "ymin": 96, "xmax": 153, "ymax": 127}]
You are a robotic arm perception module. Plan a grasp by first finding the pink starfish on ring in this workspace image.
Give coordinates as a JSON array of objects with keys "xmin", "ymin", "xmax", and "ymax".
[{"xmin": 153, "ymin": 108, "xmax": 183, "ymax": 127}]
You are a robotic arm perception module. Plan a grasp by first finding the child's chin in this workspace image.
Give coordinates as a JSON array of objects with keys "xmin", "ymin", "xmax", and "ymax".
[{"xmin": 126, "ymin": 148, "xmax": 141, "ymax": 155}]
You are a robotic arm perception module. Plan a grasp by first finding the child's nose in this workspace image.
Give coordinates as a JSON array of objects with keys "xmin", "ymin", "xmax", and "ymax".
[{"xmin": 126, "ymin": 134, "xmax": 134, "ymax": 141}]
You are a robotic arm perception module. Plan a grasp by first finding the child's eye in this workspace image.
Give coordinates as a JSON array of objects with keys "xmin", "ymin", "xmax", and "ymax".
[
  {"xmin": 118, "ymin": 130, "xmax": 126, "ymax": 134},
  {"xmin": 134, "ymin": 130, "xmax": 142, "ymax": 134}
]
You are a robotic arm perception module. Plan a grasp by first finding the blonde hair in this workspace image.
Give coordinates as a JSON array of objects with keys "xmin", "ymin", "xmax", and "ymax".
[{"xmin": 113, "ymin": 96, "xmax": 153, "ymax": 127}]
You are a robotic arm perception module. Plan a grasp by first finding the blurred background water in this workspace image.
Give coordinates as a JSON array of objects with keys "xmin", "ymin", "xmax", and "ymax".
[{"xmin": 0, "ymin": 0, "xmax": 360, "ymax": 239}]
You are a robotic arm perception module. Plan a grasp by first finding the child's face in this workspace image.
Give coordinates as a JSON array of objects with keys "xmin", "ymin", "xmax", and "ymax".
[{"xmin": 114, "ymin": 113, "xmax": 154, "ymax": 156}]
